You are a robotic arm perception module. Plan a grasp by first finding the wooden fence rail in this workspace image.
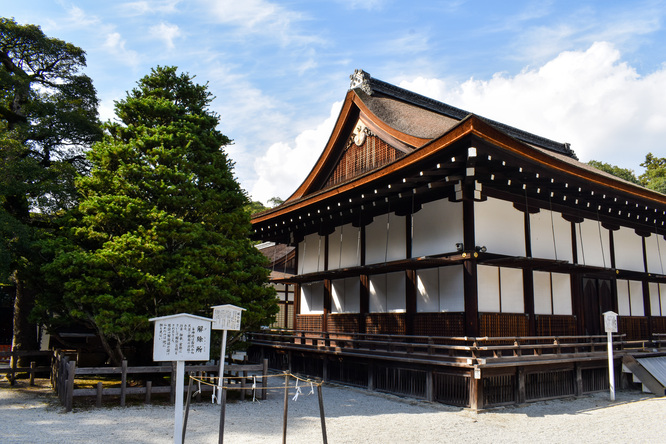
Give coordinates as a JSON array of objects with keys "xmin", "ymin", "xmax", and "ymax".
[
  {"xmin": 247, "ymin": 330, "xmax": 661, "ymax": 368},
  {"xmin": 50, "ymin": 350, "xmax": 269, "ymax": 412},
  {"xmin": 0, "ymin": 350, "xmax": 52, "ymax": 386}
]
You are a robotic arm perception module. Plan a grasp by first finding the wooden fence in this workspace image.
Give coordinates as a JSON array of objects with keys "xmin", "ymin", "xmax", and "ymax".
[
  {"xmin": 51, "ymin": 351, "xmax": 269, "ymax": 412},
  {"xmin": 0, "ymin": 350, "xmax": 52, "ymax": 385}
]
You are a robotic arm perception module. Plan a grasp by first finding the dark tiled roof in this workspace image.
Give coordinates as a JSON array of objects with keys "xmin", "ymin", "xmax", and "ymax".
[{"xmin": 352, "ymin": 71, "xmax": 577, "ymax": 159}]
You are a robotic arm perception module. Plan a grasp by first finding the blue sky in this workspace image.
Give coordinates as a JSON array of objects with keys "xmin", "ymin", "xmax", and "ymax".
[{"xmin": 5, "ymin": 1, "xmax": 666, "ymax": 204}]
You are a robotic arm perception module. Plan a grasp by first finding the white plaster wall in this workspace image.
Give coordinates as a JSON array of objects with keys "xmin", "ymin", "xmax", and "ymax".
[
  {"xmin": 552, "ymin": 272, "xmax": 572, "ymax": 315},
  {"xmin": 575, "ymin": 219, "xmax": 611, "ymax": 268},
  {"xmin": 614, "ymin": 227, "xmax": 645, "ymax": 272},
  {"xmin": 629, "ymin": 280, "xmax": 644, "ymax": 316},
  {"xmin": 345, "ymin": 278, "xmax": 361, "ymax": 312},
  {"xmin": 649, "ymin": 282, "xmax": 662, "ymax": 316},
  {"xmin": 530, "ymin": 210, "xmax": 574, "ymax": 262},
  {"xmin": 477, "ymin": 265, "xmax": 500, "ymax": 312},
  {"xmin": 328, "ymin": 223, "xmax": 361, "ymax": 270},
  {"xmin": 298, "ymin": 233, "xmax": 325, "ymax": 274},
  {"xmin": 417, "ymin": 266, "xmax": 464, "ymax": 312},
  {"xmin": 387, "ymin": 272, "xmax": 406, "ymax": 312},
  {"xmin": 412, "ymin": 199, "xmax": 463, "ymax": 257},
  {"xmin": 300, "ymin": 282, "xmax": 324, "ymax": 314},
  {"xmin": 617, "ymin": 279, "xmax": 631, "ymax": 316},
  {"xmin": 369, "ymin": 272, "xmax": 405, "ymax": 312},
  {"xmin": 501, "ymin": 267, "xmax": 524, "ymax": 313},
  {"xmin": 661, "ymin": 283, "xmax": 666, "ymax": 316},
  {"xmin": 331, "ymin": 279, "xmax": 344, "ymax": 313},
  {"xmin": 369, "ymin": 274, "xmax": 386, "ymax": 312},
  {"xmin": 440, "ymin": 265, "xmax": 465, "ymax": 312},
  {"xmin": 331, "ymin": 277, "xmax": 360, "ymax": 313},
  {"xmin": 533, "ymin": 271, "xmax": 552, "ymax": 315},
  {"xmin": 365, "ymin": 212, "xmax": 406, "ymax": 265},
  {"xmin": 416, "ymin": 268, "xmax": 439, "ymax": 312},
  {"xmin": 475, "ymin": 198, "xmax": 525, "ymax": 257},
  {"xmin": 645, "ymin": 233, "xmax": 666, "ymax": 275}
]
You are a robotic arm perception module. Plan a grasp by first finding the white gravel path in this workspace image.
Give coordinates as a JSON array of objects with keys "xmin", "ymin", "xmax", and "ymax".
[{"xmin": 1, "ymin": 378, "xmax": 665, "ymax": 443}]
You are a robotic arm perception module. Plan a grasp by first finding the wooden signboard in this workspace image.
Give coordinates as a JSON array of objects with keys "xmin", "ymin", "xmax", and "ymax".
[
  {"xmin": 151, "ymin": 313, "xmax": 212, "ymax": 362},
  {"xmin": 211, "ymin": 304, "xmax": 246, "ymax": 331},
  {"xmin": 150, "ymin": 313, "xmax": 212, "ymax": 444}
]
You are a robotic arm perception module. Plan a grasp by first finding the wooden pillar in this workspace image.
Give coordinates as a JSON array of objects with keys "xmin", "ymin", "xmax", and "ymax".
[
  {"xmin": 609, "ymin": 229, "xmax": 616, "ymax": 269},
  {"xmin": 523, "ymin": 269, "xmax": 536, "ymax": 336},
  {"xmin": 463, "ymin": 183, "xmax": 479, "ymax": 337},
  {"xmin": 293, "ymin": 283, "xmax": 301, "ymax": 331},
  {"xmin": 575, "ymin": 363, "xmax": 583, "ymax": 396},
  {"xmin": 572, "ymin": 274, "xmax": 584, "ymax": 335},
  {"xmin": 642, "ymin": 237, "xmax": 653, "ymax": 338},
  {"xmin": 360, "ymin": 275, "xmax": 369, "ymax": 334},
  {"xmin": 406, "ymin": 269, "xmax": 417, "ymax": 336},
  {"xmin": 469, "ymin": 368, "xmax": 483, "ymax": 410},
  {"xmin": 293, "ymin": 236, "xmax": 301, "ymax": 331},
  {"xmin": 323, "ymin": 279, "xmax": 331, "ymax": 333},
  {"xmin": 571, "ymin": 221, "xmax": 578, "ymax": 265},
  {"xmin": 522, "ymin": 209, "xmax": 536, "ymax": 336},
  {"xmin": 516, "ymin": 367, "xmax": 526, "ymax": 404}
]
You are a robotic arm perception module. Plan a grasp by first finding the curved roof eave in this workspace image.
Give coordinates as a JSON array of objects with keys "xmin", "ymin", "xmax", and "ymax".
[{"xmin": 251, "ymin": 114, "xmax": 666, "ymax": 225}]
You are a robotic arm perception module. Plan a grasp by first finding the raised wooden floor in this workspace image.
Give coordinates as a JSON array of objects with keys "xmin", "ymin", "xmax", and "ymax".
[{"xmin": 248, "ymin": 330, "xmax": 666, "ymax": 409}]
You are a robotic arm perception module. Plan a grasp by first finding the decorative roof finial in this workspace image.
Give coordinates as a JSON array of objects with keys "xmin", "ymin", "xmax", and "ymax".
[{"xmin": 349, "ymin": 69, "xmax": 373, "ymax": 95}]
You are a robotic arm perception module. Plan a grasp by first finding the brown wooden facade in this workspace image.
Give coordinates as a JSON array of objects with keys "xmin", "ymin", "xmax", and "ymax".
[
  {"xmin": 250, "ymin": 70, "xmax": 666, "ymax": 407},
  {"xmin": 252, "ymin": 70, "xmax": 666, "ymax": 341}
]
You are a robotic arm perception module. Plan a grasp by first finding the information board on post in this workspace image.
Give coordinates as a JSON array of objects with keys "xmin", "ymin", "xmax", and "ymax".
[
  {"xmin": 211, "ymin": 305, "xmax": 246, "ymax": 405},
  {"xmin": 603, "ymin": 311, "xmax": 618, "ymax": 402},
  {"xmin": 150, "ymin": 313, "xmax": 212, "ymax": 444},
  {"xmin": 212, "ymin": 304, "xmax": 245, "ymax": 331}
]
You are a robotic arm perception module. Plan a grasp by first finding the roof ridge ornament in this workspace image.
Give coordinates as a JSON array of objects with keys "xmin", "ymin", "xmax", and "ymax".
[{"xmin": 349, "ymin": 69, "xmax": 373, "ymax": 95}]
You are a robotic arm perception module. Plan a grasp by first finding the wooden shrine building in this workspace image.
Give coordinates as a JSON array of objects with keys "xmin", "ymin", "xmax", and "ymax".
[{"xmin": 249, "ymin": 70, "xmax": 666, "ymax": 408}]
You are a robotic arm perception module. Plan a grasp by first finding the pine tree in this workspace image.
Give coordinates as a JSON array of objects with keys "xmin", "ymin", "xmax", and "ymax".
[
  {"xmin": 0, "ymin": 17, "xmax": 102, "ymax": 356},
  {"xmin": 42, "ymin": 67, "xmax": 276, "ymax": 364}
]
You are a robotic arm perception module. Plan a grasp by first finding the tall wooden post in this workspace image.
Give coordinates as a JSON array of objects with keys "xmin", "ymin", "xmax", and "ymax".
[{"xmin": 463, "ymin": 181, "xmax": 479, "ymax": 337}]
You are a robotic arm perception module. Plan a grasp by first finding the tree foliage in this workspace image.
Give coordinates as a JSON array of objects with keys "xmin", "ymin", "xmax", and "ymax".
[
  {"xmin": 589, "ymin": 155, "xmax": 666, "ymax": 195},
  {"xmin": 639, "ymin": 153, "xmax": 666, "ymax": 194},
  {"xmin": 587, "ymin": 160, "xmax": 640, "ymax": 185},
  {"xmin": 0, "ymin": 17, "xmax": 101, "ymax": 353},
  {"xmin": 39, "ymin": 67, "xmax": 277, "ymax": 364}
]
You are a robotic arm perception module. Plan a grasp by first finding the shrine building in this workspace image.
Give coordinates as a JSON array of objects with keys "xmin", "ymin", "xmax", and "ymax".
[{"xmin": 248, "ymin": 70, "xmax": 666, "ymax": 408}]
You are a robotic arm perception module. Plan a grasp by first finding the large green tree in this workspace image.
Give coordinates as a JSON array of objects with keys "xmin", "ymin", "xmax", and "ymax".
[
  {"xmin": 0, "ymin": 17, "xmax": 101, "ymax": 354},
  {"xmin": 40, "ymin": 66, "xmax": 276, "ymax": 365}
]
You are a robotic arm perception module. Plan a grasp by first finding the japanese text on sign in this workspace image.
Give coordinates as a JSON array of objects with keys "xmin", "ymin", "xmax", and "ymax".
[
  {"xmin": 152, "ymin": 317, "xmax": 211, "ymax": 361},
  {"xmin": 212, "ymin": 306, "xmax": 243, "ymax": 331}
]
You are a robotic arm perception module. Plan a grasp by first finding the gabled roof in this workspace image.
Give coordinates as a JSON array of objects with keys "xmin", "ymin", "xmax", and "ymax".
[
  {"xmin": 251, "ymin": 70, "xmax": 666, "ymax": 243},
  {"xmin": 285, "ymin": 70, "xmax": 576, "ymax": 203}
]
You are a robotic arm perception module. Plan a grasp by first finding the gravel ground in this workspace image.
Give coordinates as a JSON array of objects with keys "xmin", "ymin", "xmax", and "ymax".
[{"xmin": 1, "ymin": 377, "xmax": 665, "ymax": 443}]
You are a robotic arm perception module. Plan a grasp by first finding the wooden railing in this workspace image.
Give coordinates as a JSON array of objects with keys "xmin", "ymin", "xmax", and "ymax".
[
  {"xmin": 52, "ymin": 350, "xmax": 269, "ymax": 412},
  {"xmin": 248, "ymin": 329, "xmax": 658, "ymax": 369},
  {"xmin": 0, "ymin": 350, "xmax": 51, "ymax": 385}
]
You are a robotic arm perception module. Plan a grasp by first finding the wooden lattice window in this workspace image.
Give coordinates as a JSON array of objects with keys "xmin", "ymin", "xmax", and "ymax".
[{"xmin": 325, "ymin": 133, "xmax": 405, "ymax": 188}]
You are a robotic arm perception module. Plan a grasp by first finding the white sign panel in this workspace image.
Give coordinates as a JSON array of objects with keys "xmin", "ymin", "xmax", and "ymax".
[
  {"xmin": 212, "ymin": 304, "xmax": 245, "ymax": 331},
  {"xmin": 603, "ymin": 311, "xmax": 618, "ymax": 333},
  {"xmin": 150, "ymin": 313, "xmax": 212, "ymax": 362}
]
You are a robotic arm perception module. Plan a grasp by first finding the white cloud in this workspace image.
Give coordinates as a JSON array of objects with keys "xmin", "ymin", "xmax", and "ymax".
[
  {"xmin": 334, "ymin": 0, "xmax": 388, "ymax": 10},
  {"xmin": 120, "ymin": 0, "xmax": 181, "ymax": 15},
  {"xmin": 103, "ymin": 32, "xmax": 140, "ymax": 66},
  {"xmin": 250, "ymin": 101, "xmax": 343, "ymax": 204},
  {"xmin": 400, "ymin": 41, "xmax": 666, "ymax": 174},
  {"xmin": 149, "ymin": 22, "xmax": 182, "ymax": 49},
  {"xmin": 201, "ymin": 0, "xmax": 318, "ymax": 46}
]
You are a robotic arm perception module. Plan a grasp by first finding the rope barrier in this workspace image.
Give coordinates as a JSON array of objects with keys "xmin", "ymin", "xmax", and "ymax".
[{"xmin": 188, "ymin": 371, "xmax": 324, "ymax": 391}]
